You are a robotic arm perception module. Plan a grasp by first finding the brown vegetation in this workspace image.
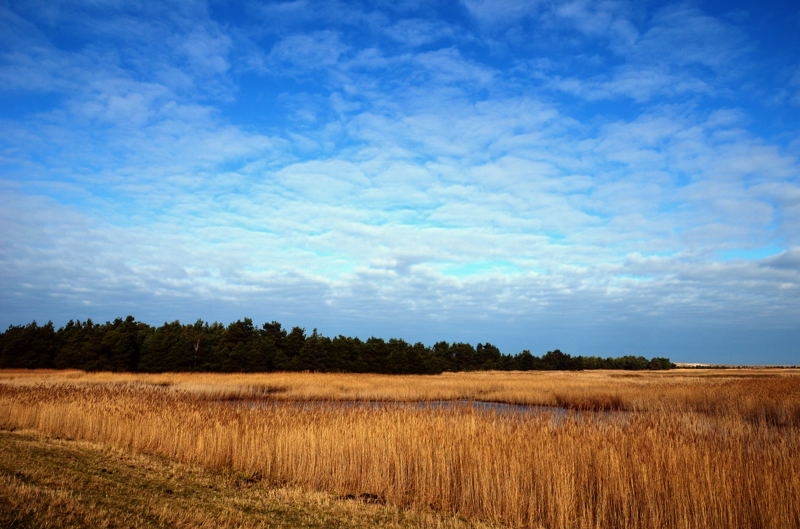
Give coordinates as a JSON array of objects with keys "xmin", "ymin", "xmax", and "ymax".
[
  {"xmin": 1, "ymin": 369, "xmax": 799, "ymax": 528},
  {"xmin": 0, "ymin": 430, "xmax": 486, "ymax": 529}
]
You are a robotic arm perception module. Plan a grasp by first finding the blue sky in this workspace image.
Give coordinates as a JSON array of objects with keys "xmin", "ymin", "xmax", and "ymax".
[{"xmin": 1, "ymin": 0, "xmax": 799, "ymax": 365}]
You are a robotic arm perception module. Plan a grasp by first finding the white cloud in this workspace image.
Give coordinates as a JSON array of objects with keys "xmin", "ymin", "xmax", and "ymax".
[
  {"xmin": 631, "ymin": 5, "xmax": 749, "ymax": 72},
  {"xmin": 461, "ymin": 0, "xmax": 542, "ymax": 26},
  {"xmin": 791, "ymin": 68, "xmax": 800, "ymax": 107},
  {"xmin": 180, "ymin": 26, "xmax": 233, "ymax": 77},
  {"xmin": 553, "ymin": 0, "xmax": 639, "ymax": 48},
  {"xmin": 268, "ymin": 31, "xmax": 348, "ymax": 72},
  {"xmin": 383, "ymin": 18, "xmax": 455, "ymax": 48},
  {"xmin": 2, "ymin": 0, "xmax": 799, "ymax": 361},
  {"xmin": 411, "ymin": 47, "xmax": 495, "ymax": 86},
  {"xmin": 527, "ymin": 3, "xmax": 752, "ymax": 104}
]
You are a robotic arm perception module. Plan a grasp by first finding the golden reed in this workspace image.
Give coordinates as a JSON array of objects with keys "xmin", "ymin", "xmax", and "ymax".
[{"xmin": 1, "ymin": 369, "xmax": 798, "ymax": 528}]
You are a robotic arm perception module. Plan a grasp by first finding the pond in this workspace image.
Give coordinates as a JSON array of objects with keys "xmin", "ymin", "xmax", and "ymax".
[{"xmin": 230, "ymin": 398, "xmax": 632, "ymax": 423}]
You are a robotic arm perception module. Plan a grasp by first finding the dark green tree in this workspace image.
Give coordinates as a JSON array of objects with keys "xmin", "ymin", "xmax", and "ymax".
[
  {"xmin": 515, "ymin": 350, "xmax": 536, "ymax": 371},
  {"xmin": 57, "ymin": 319, "xmax": 108, "ymax": 370},
  {"xmin": 431, "ymin": 341, "xmax": 453, "ymax": 372},
  {"xmin": 0, "ymin": 321, "xmax": 57, "ymax": 368},
  {"xmin": 140, "ymin": 321, "xmax": 189, "ymax": 372},
  {"xmin": 221, "ymin": 318, "xmax": 262, "ymax": 372},
  {"xmin": 476, "ymin": 342, "xmax": 502, "ymax": 370},
  {"xmin": 284, "ymin": 327, "xmax": 306, "ymax": 370},
  {"xmin": 296, "ymin": 329, "xmax": 333, "ymax": 371},
  {"xmin": 0, "ymin": 316, "xmax": 676, "ymax": 374},
  {"xmin": 100, "ymin": 316, "xmax": 147, "ymax": 372},
  {"xmin": 451, "ymin": 342, "xmax": 477, "ymax": 371},
  {"xmin": 542, "ymin": 349, "xmax": 577, "ymax": 370}
]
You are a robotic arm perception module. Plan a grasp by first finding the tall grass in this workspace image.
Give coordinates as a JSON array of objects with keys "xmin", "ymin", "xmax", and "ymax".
[{"xmin": 1, "ymin": 369, "xmax": 799, "ymax": 528}]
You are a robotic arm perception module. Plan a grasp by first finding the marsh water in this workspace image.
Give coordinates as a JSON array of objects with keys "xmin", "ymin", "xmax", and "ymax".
[{"xmin": 232, "ymin": 398, "xmax": 631, "ymax": 423}]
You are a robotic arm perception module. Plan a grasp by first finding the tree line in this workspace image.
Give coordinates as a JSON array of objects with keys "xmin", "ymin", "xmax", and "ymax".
[{"xmin": 0, "ymin": 316, "xmax": 675, "ymax": 374}]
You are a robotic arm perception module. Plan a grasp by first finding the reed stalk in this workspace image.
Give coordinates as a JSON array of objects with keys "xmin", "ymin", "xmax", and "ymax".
[{"xmin": 1, "ymin": 369, "xmax": 798, "ymax": 528}]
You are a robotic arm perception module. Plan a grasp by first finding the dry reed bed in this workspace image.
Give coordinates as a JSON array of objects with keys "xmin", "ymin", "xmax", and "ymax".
[
  {"xmin": 2, "ymin": 369, "xmax": 799, "ymax": 418},
  {"xmin": 1, "ymin": 370, "xmax": 799, "ymax": 528}
]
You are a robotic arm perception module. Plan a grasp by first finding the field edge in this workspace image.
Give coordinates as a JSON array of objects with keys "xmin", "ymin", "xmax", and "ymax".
[{"xmin": 0, "ymin": 428, "xmax": 500, "ymax": 529}]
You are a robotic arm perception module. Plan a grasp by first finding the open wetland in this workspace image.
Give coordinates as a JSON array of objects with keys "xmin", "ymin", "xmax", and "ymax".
[{"xmin": 1, "ymin": 369, "xmax": 799, "ymax": 528}]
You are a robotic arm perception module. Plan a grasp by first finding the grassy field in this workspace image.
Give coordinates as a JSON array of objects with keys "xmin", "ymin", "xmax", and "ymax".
[
  {"xmin": 0, "ymin": 429, "xmax": 492, "ymax": 529},
  {"xmin": 1, "ymin": 369, "xmax": 799, "ymax": 528}
]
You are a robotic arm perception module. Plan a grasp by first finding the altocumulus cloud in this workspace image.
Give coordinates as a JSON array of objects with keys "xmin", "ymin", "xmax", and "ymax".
[{"xmin": 1, "ymin": 0, "xmax": 799, "ymax": 364}]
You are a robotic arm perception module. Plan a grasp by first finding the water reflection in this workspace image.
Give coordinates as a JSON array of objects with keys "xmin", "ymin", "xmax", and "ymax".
[{"xmin": 231, "ymin": 398, "xmax": 631, "ymax": 423}]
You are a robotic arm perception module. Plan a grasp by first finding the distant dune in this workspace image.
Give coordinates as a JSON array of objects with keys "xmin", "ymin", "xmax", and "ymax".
[{"xmin": 674, "ymin": 362, "xmax": 713, "ymax": 367}]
